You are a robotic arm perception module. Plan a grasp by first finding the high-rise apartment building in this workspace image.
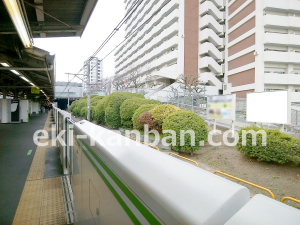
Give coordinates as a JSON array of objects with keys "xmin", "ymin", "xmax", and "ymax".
[
  {"xmin": 115, "ymin": 0, "xmax": 300, "ymax": 101},
  {"xmin": 83, "ymin": 57, "xmax": 103, "ymax": 93},
  {"xmin": 224, "ymin": 0, "xmax": 300, "ymax": 99}
]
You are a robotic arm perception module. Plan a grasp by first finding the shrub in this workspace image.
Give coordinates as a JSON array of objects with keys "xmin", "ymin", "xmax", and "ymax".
[
  {"xmin": 145, "ymin": 99, "xmax": 161, "ymax": 105},
  {"xmin": 150, "ymin": 104, "xmax": 180, "ymax": 126},
  {"xmin": 70, "ymin": 95, "xmax": 102, "ymax": 119},
  {"xmin": 162, "ymin": 110, "xmax": 208, "ymax": 152},
  {"xmin": 69, "ymin": 100, "xmax": 77, "ymax": 113},
  {"xmin": 130, "ymin": 93, "xmax": 145, "ymax": 99},
  {"xmin": 72, "ymin": 99, "xmax": 87, "ymax": 116},
  {"xmin": 236, "ymin": 126, "xmax": 300, "ymax": 164},
  {"xmin": 105, "ymin": 93, "xmax": 143, "ymax": 128},
  {"xmin": 105, "ymin": 92, "xmax": 142, "ymax": 109},
  {"xmin": 136, "ymin": 111, "xmax": 161, "ymax": 132},
  {"xmin": 93, "ymin": 96, "xmax": 108, "ymax": 124},
  {"xmin": 80, "ymin": 107, "xmax": 87, "ymax": 118},
  {"xmin": 132, "ymin": 104, "xmax": 160, "ymax": 130},
  {"xmin": 120, "ymin": 98, "xmax": 161, "ymax": 128},
  {"xmin": 120, "ymin": 98, "xmax": 145, "ymax": 128},
  {"xmin": 91, "ymin": 96, "xmax": 103, "ymax": 104}
]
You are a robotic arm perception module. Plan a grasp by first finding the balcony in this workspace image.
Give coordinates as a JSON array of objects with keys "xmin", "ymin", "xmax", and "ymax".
[
  {"xmin": 199, "ymin": 42, "xmax": 224, "ymax": 62},
  {"xmin": 115, "ymin": 5, "xmax": 179, "ymax": 59},
  {"xmin": 126, "ymin": 0, "xmax": 179, "ymax": 38},
  {"xmin": 264, "ymin": 14, "xmax": 300, "ymax": 30},
  {"xmin": 200, "ymin": 1, "xmax": 225, "ymax": 22},
  {"xmin": 264, "ymin": 51, "xmax": 300, "ymax": 64},
  {"xmin": 264, "ymin": 0, "xmax": 300, "ymax": 13},
  {"xmin": 199, "ymin": 56, "xmax": 224, "ymax": 75},
  {"xmin": 264, "ymin": 73, "xmax": 300, "ymax": 85},
  {"xmin": 199, "ymin": 72, "xmax": 223, "ymax": 89},
  {"xmin": 116, "ymin": 35, "xmax": 178, "ymax": 74},
  {"xmin": 264, "ymin": 33, "xmax": 300, "ymax": 47},
  {"xmin": 200, "ymin": 0, "xmax": 224, "ymax": 9},
  {"xmin": 120, "ymin": 50, "xmax": 178, "ymax": 77},
  {"xmin": 199, "ymin": 28, "xmax": 225, "ymax": 47},
  {"xmin": 199, "ymin": 15, "xmax": 225, "ymax": 34},
  {"xmin": 116, "ymin": 18, "xmax": 179, "ymax": 68}
]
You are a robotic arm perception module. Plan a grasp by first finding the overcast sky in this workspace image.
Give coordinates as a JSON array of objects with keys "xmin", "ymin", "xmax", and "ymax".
[{"xmin": 34, "ymin": 0, "xmax": 125, "ymax": 83}]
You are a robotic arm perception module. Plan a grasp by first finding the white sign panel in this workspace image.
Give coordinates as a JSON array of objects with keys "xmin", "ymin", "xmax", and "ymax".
[
  {"xmin": 207, "ymin": 94, "xmax": 236, "ymax": 120},
  {"xmin": 247, "ymin": 91, "xmax": 290, "ymax": 124}
]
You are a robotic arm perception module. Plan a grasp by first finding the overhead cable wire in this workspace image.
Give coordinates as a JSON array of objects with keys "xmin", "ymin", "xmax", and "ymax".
[
  {"xmin": 60, "ymin": 0, "xmax": 172, "ymax": 97},
  {"xmin": 58, "ymin": 0, "xmax": 144, "ymax": 97}
]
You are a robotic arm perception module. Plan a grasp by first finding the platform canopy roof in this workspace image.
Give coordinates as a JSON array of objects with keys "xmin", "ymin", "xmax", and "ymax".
[{"xmin": 0, "ymin": 0, "xmax": 97, "ymax": 102}]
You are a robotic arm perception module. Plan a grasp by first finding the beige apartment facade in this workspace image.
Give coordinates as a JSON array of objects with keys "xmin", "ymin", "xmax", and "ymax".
[
  {"xmin": 224, "ymin": 0, "xmax": 300, "ymax": 101},
  {"xmin": 115, "ymin": 0, "xmax": 300, "ymax": 101}
]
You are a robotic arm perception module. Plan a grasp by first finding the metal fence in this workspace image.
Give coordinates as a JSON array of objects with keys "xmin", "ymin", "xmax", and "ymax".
[{"xmin": 119, "ymin": 88, "xmax": 300, "ymax": 127}]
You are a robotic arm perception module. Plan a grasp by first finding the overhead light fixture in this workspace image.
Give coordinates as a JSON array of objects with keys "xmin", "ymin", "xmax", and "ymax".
[
  {"xmin": 11, "ymin": 70, "xmax": 20, "ymax": 75},
  {"xmin": 0, "ymin": 62, "xmax": 10, "ymax": 67},
  {"xmin": 20, "ymin": 76, "xmax": 29, "ymax": 82},
  {"xmin": 3, "ymin": 0, "xmax": 33, "ymax": 48},
  {"xmin": 0, "ymin": 61, "xmax": 34, "ymax": 85}
]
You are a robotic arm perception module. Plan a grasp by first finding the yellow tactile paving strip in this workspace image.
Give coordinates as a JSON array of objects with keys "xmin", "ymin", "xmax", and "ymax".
[{"xmin": 12, "ymin": 112, "xmax": 67, "ymax": 225}]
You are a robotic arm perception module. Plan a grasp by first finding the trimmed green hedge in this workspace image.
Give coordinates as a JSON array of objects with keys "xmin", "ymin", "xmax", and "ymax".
[
  {"xmin": 80, "ymin": 107, "xmax": 87, "ymax": 118},
  {"xmin": 105, "ymin": 92, "xmax": 143, "ymax": 109},
  {"xmin": 120, "ymin": 98, "xmax": 161, "ymax": 128},
  {"xmin": 150, "ymin": 104, "xmax": 180, "ymax": 126},
  {"xmin": 93, "ymin": 96, "xmax": 108, "ymax": 124},
  {"xmin": 71, "ymin": 99, "xmax": 87, "ymax": 116},
  {"xmin": 132, "ymin": 104, "xmax": 160, "ymax": 130},
  {"xmin": 162, "ymin": 110, "xmax": 208, "ymax": 152},
  {"xmin": 236, "ymin": 125, "xmax": 300, "ymax": 164},
  {"xmin": 105, "ymin": 92, "xmax": 145, "ymax": 128}
]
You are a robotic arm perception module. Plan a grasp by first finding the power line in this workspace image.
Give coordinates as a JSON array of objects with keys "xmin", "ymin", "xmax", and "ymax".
[
  {"xmin": 60, "ymin": 0, "xmax": 172, "ymax": 98},
  {"xmin": 58, "ymin": 0, "xmax": 144, "ymax": 97}
]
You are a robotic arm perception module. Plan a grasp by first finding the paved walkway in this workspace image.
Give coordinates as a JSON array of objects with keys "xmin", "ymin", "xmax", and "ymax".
[{"xmin": 0, "ymin": 112, "xmax": 66, "ymax": 225}]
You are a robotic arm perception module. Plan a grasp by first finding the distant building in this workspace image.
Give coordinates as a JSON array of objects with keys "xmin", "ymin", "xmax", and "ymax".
[
  {"xmin": 83, "ymin": 57, "xmax": 103, "ymax": 93},
  {"xmin": 55, "ymin": 81, "xmax": 83, "ymax": 99}
]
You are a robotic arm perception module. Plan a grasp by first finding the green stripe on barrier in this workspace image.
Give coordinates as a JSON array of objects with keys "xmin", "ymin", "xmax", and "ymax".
[
  {"xmin": 78, "ymin": 138, "xmax": 161, "ymax": 225},
  {"xmin": 27, "ymin": 149, "xmax": 33, "ymax": 155}
]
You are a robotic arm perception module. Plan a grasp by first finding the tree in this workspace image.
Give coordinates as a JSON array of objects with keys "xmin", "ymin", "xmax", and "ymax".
[
  {"xmin": 112, "ymin": 74, "xmax": 129, "ymax": 91},
  {"xmin": 90, "ymin": 78, "xmax": 110, "ymax": 93},
  {"xmin": 126, "ymin": 66, "xmax": 145, "ymax": 88},
  {"xmin": 176, "ymin": 74, "xmax": 206, "ymax": 94}
]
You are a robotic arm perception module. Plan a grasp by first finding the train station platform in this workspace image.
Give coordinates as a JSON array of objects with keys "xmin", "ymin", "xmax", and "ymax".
[{"xmin": 0, "ymin": 112, "xmax": 66, "ymax": 225}]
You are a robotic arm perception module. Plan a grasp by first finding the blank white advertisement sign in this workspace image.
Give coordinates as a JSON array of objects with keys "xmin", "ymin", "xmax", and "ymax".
[{"xmin": 247, "ymin": 91, "xmax": 288, "ymax": 124}]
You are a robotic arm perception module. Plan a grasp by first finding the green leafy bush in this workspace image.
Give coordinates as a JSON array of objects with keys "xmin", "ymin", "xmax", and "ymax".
[
  {"xmin": 150, "ymin": 104, "xmax": 180, "ymax": 126},
  {"xmin": 145, "ymin": 99, "xmax": 161, "ymax": 105},
  {"xmin": 105, "ymin": 93, "xmax": 144, "ymax": 128},
  {"xmin": 132, "ymin": 104, "xmax": 160, "ymax": 130},
  {"xmin": 120, "ymin": 98, "xmax": 161, "ymax": 128},
  {"xmin": 72, "ymin": 99, "xmax": 87, "ymax": 116},
  {"xmin": 236, "ymin": 126, "xmax": 300, "ymax": 164},
  {"xmin": 69, "ymin": 100, "xmax": 77, "ymax": 112},
  {"xmin": 81, "ymin": 94, "xmax": 98, "ymax": 99},
  {"xmin": 90, "ymin": 96, "xmax": 103, "ymax": 120},
  {"xmin": 136, "ymin": 111, "xmax": 161, "ymax": 132},
  {"xmin": 162, "ymin": 110, "xmax": 208, "ymax": 152},
  {"xmin": 105, "ymin": 92, "xmax": 137, "ymax": 109},
  {"xmin": 93, "ymin": 96, "xmax": 108, "ymax": 124},
  {"xmin": 80, "ymin": 107, "xmax": 87, "ymax": 118},
  {"xmin": 120, "ymin": 98, "xmax": 145, "ymax": 128}
]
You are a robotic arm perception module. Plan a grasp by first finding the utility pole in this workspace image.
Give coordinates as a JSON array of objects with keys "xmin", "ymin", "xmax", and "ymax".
[
  {"xmin": 67, "ymin": 73, "xmax": 70, "ymax": 109},
  {"xmin": 64, "ymin": 72, "xmax": 90, "ymax": 120},
  {"xmin": 87, "ymin": 60, "xmax": 91, "ymax": 121}
]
